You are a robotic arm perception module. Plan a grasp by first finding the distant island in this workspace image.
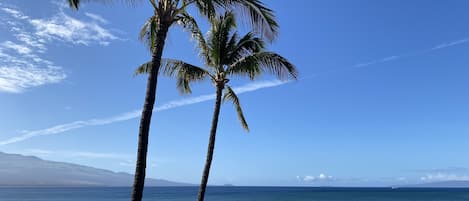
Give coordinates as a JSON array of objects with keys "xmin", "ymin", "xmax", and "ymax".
[{"xmin": 0, "ymin": 152, "xmax": 192, "ymax": 187}]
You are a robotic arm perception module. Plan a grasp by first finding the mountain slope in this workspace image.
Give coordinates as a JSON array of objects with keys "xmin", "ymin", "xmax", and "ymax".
[{"xmin": 0, "ymin": 152, "xmax": 191, "ymax": 187}]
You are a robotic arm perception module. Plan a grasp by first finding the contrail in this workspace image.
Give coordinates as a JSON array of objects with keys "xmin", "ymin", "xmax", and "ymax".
[
  {"xmin": 298, "ymin": 37, "xmax": 469, "ymax": 80},
  {"xmin": 2, "ymin": 37, "xmax": 469, "ymax": 146},
  {"xmin": 0, "ymin": 80, "xmax": 287, "ymax": 146},
  {"xmin": 350, "ymin": 37, "xmax": 469, "ymax": 70},
  {"xmin": 430, "ymin": 38, "xmax": 469, "ymax": 50}
]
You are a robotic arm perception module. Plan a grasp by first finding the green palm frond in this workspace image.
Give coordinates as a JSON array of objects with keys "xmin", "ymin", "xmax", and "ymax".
[
  {"xmin": 68, "ymin": 0, "xmax": 81, "ymax": 9},
  {"xmin": 226, "ymin": 32, "xmax": 264, "ymax": 64},
  {"xmin": 194, "ymin": 0, "xmax": 217, "ymax": 18},
  {"xmin": 139, "ymin": 15, "xmax": 159, "ymax": 52},
  {"xmin": 175, "ymin": 12, "xmax": 212, "ymax": 65},
  {"xmin": 149, "ymin": 0, "xmax": 158, "ymax": 11},
  {"xmin": 208, "ymin": 11, "xmax": 236, "ymax": 67},
  {"xmin": 225, "ymin": 32, "xmax": 238, "ymax": 56},
  {"xmin": 161, "ymin": 59, "xmax": 206, "ymax": 78},
  {"xmin": 161, "ymin": 59, "xmax": 208, "ymax": 94},
  {"xmin": 219, "ymin": 0, "xmax": 278, "ymax": 41},
  {"xmin": 223, "ymin": 85, "xmax": 249, "ymax": 131},
  {"xmin": 133, "ymin": 59, "xmax": 208, "ymax": 94},
  {"xmin": 133, "ymin": 61, "xmax": 153, "ymax": 76},
  {"xmin": 226, "ymin": 51, "xmax": 298, "ymax": 80},
  {"xmin": 226, "ymin": 54, "xmax": 261, "ymax": 79}
]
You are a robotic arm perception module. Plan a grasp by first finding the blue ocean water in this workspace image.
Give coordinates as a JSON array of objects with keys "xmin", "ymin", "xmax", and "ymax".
[{"xmin": 1, "ymin": 187, "xmax": 469, "ymax": 201}]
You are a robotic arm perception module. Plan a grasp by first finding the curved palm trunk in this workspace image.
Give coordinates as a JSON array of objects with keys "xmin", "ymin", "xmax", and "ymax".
[
  {"xmin": 197, "ymin": 85, "xmax": 224, "ymax": 201},
  {"xmin": 131, "ymin": 23, "xmax": 170, "ymax": 201}
]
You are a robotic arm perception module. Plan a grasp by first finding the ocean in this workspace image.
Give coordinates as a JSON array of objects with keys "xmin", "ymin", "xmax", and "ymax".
[{"xmin": 1, "ymin": 187, "xmax": 469, "ymax": 201}]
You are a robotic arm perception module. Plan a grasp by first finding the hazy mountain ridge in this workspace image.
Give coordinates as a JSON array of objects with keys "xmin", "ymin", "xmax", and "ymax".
[{"xmin": 0, "ymin": 152, "xmax": 191, "ymax": 187}]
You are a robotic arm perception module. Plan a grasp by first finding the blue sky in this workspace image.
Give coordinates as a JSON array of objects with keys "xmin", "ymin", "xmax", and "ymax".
[{"xmin": 1, "ymin": 0, "xmax": 469, "ymax": 186}]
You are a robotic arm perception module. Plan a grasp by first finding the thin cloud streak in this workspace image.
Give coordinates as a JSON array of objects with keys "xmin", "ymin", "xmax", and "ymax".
[
  {"xmin": 350, "ymin": 37, "xmax": 469, "ymax": 70},
  {"xmin": 430, "ymin": 38, "xmax": 469, "ymax": 50},
  {"xmin": 0, "ymin": 80, "xmax": 288, "ymax": 146},
  {"xmin": 85, "ymin": 12, "xmax": 109, "ymax": 24},
  {"xmin": 21, "ymin": 148, "xmax": 132, "ymax": 160}
]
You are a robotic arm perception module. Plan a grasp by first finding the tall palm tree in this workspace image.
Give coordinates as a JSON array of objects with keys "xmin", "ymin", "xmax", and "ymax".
[
  {"xmin": 68, "ymin": 1, "xmax": 279, "ymax": 201},
  {"xmin": 135, "ymin": 12, "xmax": 297, "ymax": 201}
]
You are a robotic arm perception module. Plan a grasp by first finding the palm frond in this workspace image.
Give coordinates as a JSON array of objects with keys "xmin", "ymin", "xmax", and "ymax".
[
  {"xmin": 149, "ymin": 0, "xmax": 158, "ymax": 10},
  {"xmin": 194, "ymin": 0, "xmax": 217, "ymax": 18},
  {"xmin": 226, "ymin": 31, "xmax": 264, "ymax": 64},
  {"xmin": 226, "ymin": 55, "xmax": 260, "ymax": 79},
  {"xmin": 161, "ymin": 59, "xmax": 209, "ymax": 94},
  {"xmin": 133, "ymin": 61, "xmax": 153, "ymax": 76},
  {"xmin": 208, "ymin": 11, "xmax": 236, "ymax": 67},
  {"xmin": 175, "ymin": 12, "xmax": 212, "ymax": 65},
  {"xmin": 218, "ymin": 0, "xmax": 278, "ymax": 41},
  {"xmin": 133, "ymin": 59, "xmax": 208, "ymax": 94},
  {"xmin": 68, "ymin": 0, "xmax": 81, "ymax": 9},
  {"xmin": 139, "ymin": 15, "xmax": 159, "ymax": 52},
  {"xmin": 226, "ymin": 51, "xmax": 298, "ymax": 80},
  {"xmin": 223, "ymin": 85, "xmax": 249, "ymax": 131},
  {"xmin": 223, "ymin": 32, "xmax": 238, "ymax": 64}
]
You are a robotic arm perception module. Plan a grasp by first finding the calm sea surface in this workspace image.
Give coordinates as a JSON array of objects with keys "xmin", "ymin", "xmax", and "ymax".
[{"xmin": 1, "ymin": 187, "xmax": 468, "ymax": 201}]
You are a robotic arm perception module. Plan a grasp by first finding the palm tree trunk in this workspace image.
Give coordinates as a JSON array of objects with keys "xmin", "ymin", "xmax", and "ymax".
[
  {"xmin": 197, "ymin": 85, "xmax": 224, "ymax": 201},
  {"xmin": 131, "ymin": 23, "xmax": 170, "ymax": 201}
]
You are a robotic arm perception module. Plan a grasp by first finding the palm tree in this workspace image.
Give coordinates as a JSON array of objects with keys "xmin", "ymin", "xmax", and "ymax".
[
  {"xmin": 135, "ymin": 12, "xmax": 297, "ymax": 201},
  {"xmin": 68, "ymin": 1, "xmax": 279, "ymax": 201}
]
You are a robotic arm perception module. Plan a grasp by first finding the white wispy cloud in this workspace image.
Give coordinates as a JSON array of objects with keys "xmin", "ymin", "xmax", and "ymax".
[
  {"xmin": 30, "ymin": 12, "xmax": 118, "ymax": 46},
  {"xmin": 0, "ymin": 80, "xmax": 288, "ymax": 146},
  {"xmin": 119, "ymin": 161, "xmax": 135, "ymax": 167},
  {"xmin": 415, "ymin": 167, "xmax": 469, "ymax": 182},
  {"xmin": 1, "ymin": 7, "xmax": 28, "ymax": 20},
  {"xmin": 119, "ymin": 160, "xmax": 158, "ymax": 168},
  {"xmin": 0, "ymin": 3, "xmax": 121, "ymax": 93},
  {"xmin": 69, "ymin": 151, "xmax": 131, "ymax": 159},
  {"xmin": 297, "ymin": 173, "xmax": 335, "ymax": 183},
  {"xmin": 1, "ymin": 41, "xmax": 32, "ymax": 54},
  {"xmin": 26, "ymin": 149, "xmax": 54, "ymax": 155},
  {"xmin": 15, "ymin": 32, "xmax": 47, "ymax": 52},
  {"xmin": 411, "ymin": 167, "xmax": 469, "ymax": 174},
  {"xmin": 0, "ymin": 50, "xmax": 66, "ymax": 93},
  {"xmin": 396, "ymin": 177, "xmax": 408, "ymax": 182},
  {"xmin": 85, "ymin": 12, "xmax": 109, "ymax": 24},
  {"xmin": 420, "ymin": 173, "xmax": 469, "ymax": 182},
  {"xmin": 23, "ymin": 148, "xmax": 131, "ymax": 159}
]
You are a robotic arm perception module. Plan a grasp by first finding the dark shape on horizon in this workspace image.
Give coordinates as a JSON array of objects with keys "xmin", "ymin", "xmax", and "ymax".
[{"xmin": 0, "ymin": 152, "xmax": 191, "ymax": 187}]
